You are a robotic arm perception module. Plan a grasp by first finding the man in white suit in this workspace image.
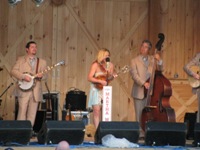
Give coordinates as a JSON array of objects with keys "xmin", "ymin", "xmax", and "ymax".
[
  {"xmin": 130, "ymin": 40, "xmax": 163, "ymax": 136},
  {"xmin": 10, "ymin": 41, "xmax": 47, "ymax": 127}
]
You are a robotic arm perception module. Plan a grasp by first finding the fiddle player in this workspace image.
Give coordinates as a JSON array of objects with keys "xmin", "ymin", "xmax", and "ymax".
[
  {"xmin": 130, "ymin": 40, "xmax": 163, "ymax": 137},
  {"xmin": 87, "ymin": 48, "xmax": 117, "ymax": 129},
  {"xmin": 183, "ymin": 52, "xmax": 200, "ymax": 123}
]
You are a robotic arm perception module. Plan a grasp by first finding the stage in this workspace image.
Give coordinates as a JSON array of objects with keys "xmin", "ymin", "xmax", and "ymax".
[{"xmin": 0, "ymin": 124, "xmax": 199, "ymax": 150}]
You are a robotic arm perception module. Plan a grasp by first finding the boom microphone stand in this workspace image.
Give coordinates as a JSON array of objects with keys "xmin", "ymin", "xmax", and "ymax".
[{"xmin": 0, "ymin": 82, "xmax": 14, "ymax": 120}]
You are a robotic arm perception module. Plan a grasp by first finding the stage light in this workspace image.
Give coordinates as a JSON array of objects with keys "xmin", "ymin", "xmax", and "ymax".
[
  {"xmin": 8, "ymin": 0, "xmax": 21, "ymax": 6},
  {"xmin": 32, "ymin": 0, "xmax": 44, "ymax": 7}
]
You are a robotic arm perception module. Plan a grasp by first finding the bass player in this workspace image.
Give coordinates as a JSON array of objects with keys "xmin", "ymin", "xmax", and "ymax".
[{"xmin": 130, "ymin": 39, "xmax": 163, "ymax": 138}]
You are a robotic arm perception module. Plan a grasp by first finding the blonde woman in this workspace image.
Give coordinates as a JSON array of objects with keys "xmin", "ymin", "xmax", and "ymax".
[{"xmin": 88, "ymin": 48, "xmax": 116, "ymax": 129}]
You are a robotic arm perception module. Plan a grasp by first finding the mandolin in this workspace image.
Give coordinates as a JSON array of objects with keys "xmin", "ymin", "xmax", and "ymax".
[
  {"xmin": 65, "ymin": 104, "xmax": 75, "ymax": 121},
  {"xmin": 94, "ymin": 65, "xmax": 130, "ymax": 90}
]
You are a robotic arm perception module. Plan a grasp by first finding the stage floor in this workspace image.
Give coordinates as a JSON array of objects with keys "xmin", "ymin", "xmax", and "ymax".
[
  {"xmin": 0, "ymin": 140, "xmax": 199, "ymax": 150},
  {"xmin": 0, "ymin": 138, "xmax": 199, "ymax": 150}
]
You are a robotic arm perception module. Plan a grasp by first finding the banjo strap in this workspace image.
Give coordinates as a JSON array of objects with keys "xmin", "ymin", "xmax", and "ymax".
[
  {"xmin": 36, "ymin": 57, "xmax": 39, "ymax": 74},
  {"xmin": 32, "ymin": 57, "xmax": 40, "ymax": 98}
]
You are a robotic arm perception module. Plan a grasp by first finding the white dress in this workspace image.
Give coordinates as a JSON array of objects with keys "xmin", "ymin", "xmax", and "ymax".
[{"xmin": 87, "ymin": 72, "xmax": 105, "ymax": 108}]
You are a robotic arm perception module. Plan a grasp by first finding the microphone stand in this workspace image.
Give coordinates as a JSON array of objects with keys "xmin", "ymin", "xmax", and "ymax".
[
  {"xmin": 105, "ymin": 57, "xmax": 110, "ymax": 85},
  {"xmin": 0, "ymin": 83, "xmax": 14, "ymax": 120},
  {"xmin": 45, "ymin": 82, "xmax": 52, "ymax": 120}
]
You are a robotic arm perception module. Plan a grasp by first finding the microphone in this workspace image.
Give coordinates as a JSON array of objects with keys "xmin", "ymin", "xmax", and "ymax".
[{"xmin": 105, "ymin": 57, "xmax": 110, "ymax": 70}]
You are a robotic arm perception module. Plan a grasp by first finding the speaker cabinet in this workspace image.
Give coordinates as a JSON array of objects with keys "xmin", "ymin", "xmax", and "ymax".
[
  {"xmin": 37, "ymin": 121, "xmax": 85, "ymax": 145},
  {"xmin": 145, "ymin": 122, "xmax": 187, "ymax": 146},
  {"xmin": 194, "ymin": 123, "xmax": 200, "ymax": 146},
  {"xmin": 95, "ymin": 121, "xmax": 139, "ymax": 144},
  {"xmin": 0, "ymin": 120, "xmax": 32, "ymax": 145}
]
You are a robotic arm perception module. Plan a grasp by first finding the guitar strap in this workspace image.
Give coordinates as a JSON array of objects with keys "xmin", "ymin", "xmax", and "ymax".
[{"xmin": 36, "ymin": 57, "xmax": 39, "ymax": 74}]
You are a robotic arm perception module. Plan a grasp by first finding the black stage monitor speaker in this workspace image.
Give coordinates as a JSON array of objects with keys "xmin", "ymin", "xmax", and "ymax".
[
  {"xmin": 193, "ymin": 123, "xmax": 200, "ymax": 147},
  {"xmin": 145, "ymin": 122, "xmax": 187, "ymax": 146},
  {"xmin": 0, "ymin": 120, "xmax": 32, "ymax": 145},
  {"xmin": 95, "ymin": 121, "xmax": 139, "ymax": 144},
  {"xmin": 37, "ymin": 121, "xmax": 85, "ymax": 145}
]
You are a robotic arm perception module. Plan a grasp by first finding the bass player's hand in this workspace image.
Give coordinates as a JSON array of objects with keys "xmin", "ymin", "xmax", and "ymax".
[{"xmin": 144, "ymin": 82, "xmax": 150, "ymax": 89}]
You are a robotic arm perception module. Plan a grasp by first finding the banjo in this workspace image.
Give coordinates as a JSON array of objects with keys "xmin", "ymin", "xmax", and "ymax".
[{"xmin": 18, "ymin": 60, "xmax": 65, "ymax": 91}]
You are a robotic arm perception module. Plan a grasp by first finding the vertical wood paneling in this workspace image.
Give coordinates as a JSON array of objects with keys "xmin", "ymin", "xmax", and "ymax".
[
  {"xmin": 103, "ymin": 2, "xmax": 113, "ymax": 49},
  {"xmin": 76, "ymin": 0, "xmax": 89, "ymax": 91},
  {"xmin": 94, "ymin": 1, "xmax": 105, "ymax": 47},
  {"xmin": 66, "ymin": 1, "xmax": 79, "ymax": 88},
  {"xmin": 0, "ymin": 1, "xmax": 9, "ymax": 58},
  {"xmin": 168, "ymin": 0, "xmax": 177, "ymax": 78},
  {"xmin": 56, "ymin": 5, "xmax": 71, "ymax": 112},
  {"xmin": 176, "ymin": 0, "xmax": 186, "ymax": 78},
  {"xmin": 185, "ymin": 0, "xmax": 195, "ymax": 61},
  {"xmin": 51, "ymin": 5, "xmax": 59, "ymax": 91},
  {"xmin": 0, "ymin": 0, "xmax": 200, "ymax": 123},
  {"xmin": 193, "ymin": 0, "xmax": 200, "ymax": 52}
]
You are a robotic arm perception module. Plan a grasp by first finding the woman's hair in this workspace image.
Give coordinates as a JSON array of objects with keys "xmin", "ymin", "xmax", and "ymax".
[{"xmin": 96, "ymin": 48, "xmax": 110, "ymax": 63}]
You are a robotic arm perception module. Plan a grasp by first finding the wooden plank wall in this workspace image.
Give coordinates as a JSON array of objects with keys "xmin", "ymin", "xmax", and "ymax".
[{"xmin": 0, "ymin": 0, "xmax": 199, "ymax": 123}]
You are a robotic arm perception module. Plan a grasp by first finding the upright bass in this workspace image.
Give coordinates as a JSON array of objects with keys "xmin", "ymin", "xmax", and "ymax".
[{"xmin": 141, "ymin": 33, "xmax": 176, "ymax": 131}]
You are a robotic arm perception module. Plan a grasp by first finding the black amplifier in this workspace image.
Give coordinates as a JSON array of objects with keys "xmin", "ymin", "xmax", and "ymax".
[{"xmin": 65, "ymin": 88, "xmax": 87, "ymax": 111}]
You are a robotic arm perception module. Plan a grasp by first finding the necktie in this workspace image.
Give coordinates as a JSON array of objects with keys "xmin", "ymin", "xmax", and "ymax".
[
  {"xmin": 30, "ymin": 58, "xmax": 35, "ymax": 70},
  {"xmin": 142, "ymin": 56, "xmax": 148, "ymax": 62}
]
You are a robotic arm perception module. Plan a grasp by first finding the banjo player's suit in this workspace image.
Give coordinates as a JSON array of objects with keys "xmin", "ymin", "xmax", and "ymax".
[{"xmin": 10, "ymin": 55, "xmax": 47, "ymax": 126}]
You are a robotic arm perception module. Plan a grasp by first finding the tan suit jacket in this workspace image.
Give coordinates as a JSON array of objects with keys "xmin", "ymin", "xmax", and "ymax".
[
  {"xmin": 10, "ymin": 55, "xmax": 47, "ymax": 102},
  {"xmin": 183, "ymin": 52, "xmax": 200, "ymax": 122},
  {"xmin": 183, "ymin": 52, "xmax": 200, "ymax": 76},
  {"xmin": 130, "ymin": 55, "xmax": 163, "ymax": 100},
  {"xmin": 183, "ymin": 52, "xmax": 200, "ymax": 94}
]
